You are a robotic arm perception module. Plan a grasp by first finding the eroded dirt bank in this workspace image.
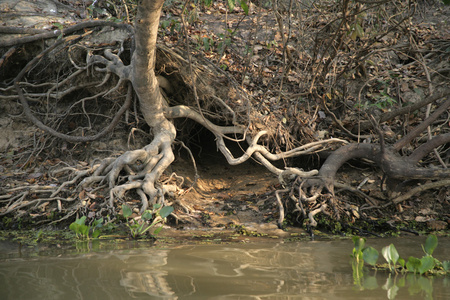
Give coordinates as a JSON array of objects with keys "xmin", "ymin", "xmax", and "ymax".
[{"xmin": 1, "ymin": 0, "xmax": 449, "ymax": 239}]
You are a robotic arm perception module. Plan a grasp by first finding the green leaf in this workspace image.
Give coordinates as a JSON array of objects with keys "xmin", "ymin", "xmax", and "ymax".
[
  {"xmin": 349, "ymin": 25, "xmax": 357, "ymax": 41},
  {"xmin": 203, "ymin": 0, "xmax": 213, "ymax": 6},
  {"xmin": 355, "ymin": 23, "xmax": 364, "ymax": 38},
  {"xmin": 362, "ymin": 246, "xmax": 379, "ymax": 266},
  {"xmin": 161, "ymin": 20, "xmax": 171, "ymax": 29},
  {"xmin": 142, "ymin": 210, "xmax": 153, "ymax": 221},
  {"xmin": 159, "ymin": 206, "xmax": 174, "ymax": 219},
  {"xmin": 122, "ymin": 204, "xmax": 132, "ymax": 218},
  {"xmin": 423, "ymin": 234, "xmax": 438, "ymax": 256},
  {"xmin": 75, "ymin": 216, "xmax": 86, "ymax": 226},
  {"xmin": 137, "ymin": 223, "xmax": 146, "ymax": 234},
  {"xmin": 153, "ymin": 226, "xmax": 163, "ymax": 235},
  {"xmin": 352, "ymin": 236, "xmax": 365, "ymax": 253},
  {"xmin": 389, "ymin": 244, "xmax": 399, "ymax": 265},
  {"xmin": 92, "ymin": 230, "xmax": 101, "ymax": 239},
  {"xmin": 443, "ymin": 0, "xmax": 450, "ymax": 5},
  {"xmin": 418, "ymin": 256, "xmax": 435, "ymax": 275},
  {"xmin": 398, "ymin": 258, "xmax": 405, "ymax": 269},
  {"xmin": 80, "ymin": 224, "xmax": 89, "ymax": 238},
  {"xmin": 406, "ymin": 256, "xmax": 421, "ymax": 273},
  {"xmin": 227, "ymin": 0, "xmax": 235, "ymax": 11},
  {"xmin": 53, "ymin": 22, "xmax": 63, "ymax": 30},
  {"xmin": 443, "ymin": 261, "xmax": 449, "ymax": 271},
  {"xmin": 382, "ymin": 244, "xmax": 400, "ymax": 272},
  {"xmin": 240, "ymin": 0, "xmax": 249, "ymax": 15},
  {"xmin": 129, "ymin": 223, "xmax": 139, "ymax": 230},
  {"xmin": 93, "ymin": 218, "xmax": 103, "ymax": 228},
  {"xmin": 382, "ymin": 244, "xmax": 399, "ymax": 265},
  {"xmin": 69, "ymin": 222, "xmax": 79, "ymax": 234},
  {"xmin": 382, "ymin": 245, "xmax": 391, "ymax": 264},
  {"xmin": 203, "ymin": 37, "xmax": 210, "ymax": 51}
]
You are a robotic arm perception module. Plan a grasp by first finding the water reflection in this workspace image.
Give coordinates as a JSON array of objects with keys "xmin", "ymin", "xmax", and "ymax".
[{"xmin": 0, "ymin": 238, "xmax": 448, "ymax": 299}]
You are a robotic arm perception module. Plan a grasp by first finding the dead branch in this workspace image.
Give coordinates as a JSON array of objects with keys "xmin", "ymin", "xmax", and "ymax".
[
  {"xmin": 0, "ymin": 21, "xmax": 133, "ymax": 47},
  {"xmin": 387, "ymin": 179, "xmax": 450, "ymax": 206}
]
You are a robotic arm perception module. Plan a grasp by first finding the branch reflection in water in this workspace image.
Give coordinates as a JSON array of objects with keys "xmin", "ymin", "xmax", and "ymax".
[{"xmin": 0, "ymin": 238, "xmax": 448, "ymax": 299}]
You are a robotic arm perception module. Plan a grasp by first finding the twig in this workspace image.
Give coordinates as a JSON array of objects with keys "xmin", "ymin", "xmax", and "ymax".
[{"xmin": 387, "ymin": 179, "xmax": 450, "ymax": 206}]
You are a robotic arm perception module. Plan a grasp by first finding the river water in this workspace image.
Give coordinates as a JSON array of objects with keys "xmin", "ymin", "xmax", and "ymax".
[{"xmin": 0, "ymin": 236, "xmax": 448, "ymax": 299}]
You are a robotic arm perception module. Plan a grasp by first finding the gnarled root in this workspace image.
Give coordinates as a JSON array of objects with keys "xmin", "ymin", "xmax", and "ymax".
[
  {"xmin": 275, "ymin": 176, "xmax": 336, "ymax": 228},
  {"xmin": 52, "ymin": 128, "xmax": 178, "ymax": 215},
  {"xmin": 278, "ymin": 137, "xmax": 450, "ymax": 228}
]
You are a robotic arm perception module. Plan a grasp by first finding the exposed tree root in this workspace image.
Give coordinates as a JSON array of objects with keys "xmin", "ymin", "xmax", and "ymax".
[
  {"xmin": 1, "ymin": 0, "xmax": 449, "ymax": 231},
  {"xmin": 276, "ymin": 96, "xmax": 450, "ymax": 227}
]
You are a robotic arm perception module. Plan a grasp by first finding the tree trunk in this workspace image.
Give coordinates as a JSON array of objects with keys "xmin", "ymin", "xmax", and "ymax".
[{"xmin": 130, "ymin": 0, "xmax": 176, "ymax": 203}]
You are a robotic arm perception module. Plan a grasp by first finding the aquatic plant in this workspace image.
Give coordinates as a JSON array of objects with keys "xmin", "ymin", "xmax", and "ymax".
[
  {"xmin": 122, "ymin": 204, "xmax": 173, "ymax": 239},
  {"xmin": 351, "ymin": 234, "xmax": 449, "ymax": 276},
  {"xmin": 69, "ymin": 216, "xmax": 103, "ymax": 240}
]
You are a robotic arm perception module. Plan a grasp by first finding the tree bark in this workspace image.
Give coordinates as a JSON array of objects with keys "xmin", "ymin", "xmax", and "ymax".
[{"xmin": 128, "ymin": 0, "xmax": 176, "ymax": 202}]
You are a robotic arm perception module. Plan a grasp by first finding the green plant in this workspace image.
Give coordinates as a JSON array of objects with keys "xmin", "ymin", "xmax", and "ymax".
[
  {"xmin": 161, "ymin": 17, "xmax": 180, "ymax": 35},
  {"xmin": 217, "ymin": 29, "xmax": 235, "ymax": 55},
  {"xmin": 351, "ymin": 234, "xmax": 449, "ymax": 276},
  {"xmin": 122, "ymin": 204, "xmax": 173, "ymax": 239},
  {"xmin": 34, "ymin": 230, "xmax": 43, "ymax": 243},
  {"xmin": 69, "ymin": 216, "xmax": 103, "ymax": 240},
  {"xmin": 405, "ymin": 235, "xmax": 438, "ymax": 275},
  {"xmin": 347, "ymin": 12, "xmax": 366, "ymax": 41},
  {"xmin": 381, "ymin": 244, "xmax": 404, "ymax": 273},
  {"xmin": 52, "ymin": 23, "xmax": 64, "ymax": 39},
  {"xmin": 201, "ymin": 0, "xmax": 249, "ymax": 14},
  {"xmin": 371, "ymin": 90, "xmax": 397, "ymax": 110},
  {"xmin": 351, "ymin": 236, "xmax": 379, "ymax": 266}
]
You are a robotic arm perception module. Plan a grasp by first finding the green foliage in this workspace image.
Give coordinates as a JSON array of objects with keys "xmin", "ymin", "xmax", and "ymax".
[
  {"xmin": 34, "ymin": 230, "xmax": 44, "ymax": 243},
  {"xmin": 200, "ymin": 0, "xmax": 248, "ymax": 15},
  {"xmin": 239, "ymin": 0, "xmax": 249, "ymax": 15},
  {"xmin": 357, "ymin": 79, "xmax": 398, "ymax": 111},
  {"xmin": 69, "ymin": 216, "xmax": 103, "ymax": 240},
  {"xmin": 406, "ymin": 255, "xmax": 436, "ymax": 275},
  {"xmin": 227, "ymin": 0, "xmax": 235, "ymax": 11},
  {"xmin": 382, "ymin": 244, "xmax": 400, "ymax": 272},
  {"xmin": 348, "ymin": 11, "xmax": 366, "ymax": 41},
  {"xmin": 351, "ymin": 235, "xmax": 449, "ymax": 298},
  {"xmin": 351, "ymin": 236, "xmax": 379, "ymax": 287},
  {"xmin": 418, "ymin": 256, "xmax": 435, "ymax": 275},
  {"xmin": 443, "ymin": 261, "xmax": 450, "ymax": 271},
  {"xmin": 348, "ymin": 23, "xmax": 364, "ymax": 41},
  {"xmin": 422, "ymin": 234, "xmax": 437, "ymax": 256},
  {"xmin": 351, "ymin": 234, "xmax": 448, "ymax": 277},
  {"xmin": 351, "ymin": 236, "xmax": 379, "ymax": 266},
  {"xmin": 53, "ymin": 23, "xmax": 64, "ymax": 40},
  {"xmin": 351, "ymin": 236, "xmax": 365, "ymax": 261},
  {"xmin": 217, "ymin": 29, "xmax": 235, "ymax": 55},
  {"xmin": 372, "ymin": 90, "xmax": 397, "ymax": 110},
  {"xmin": 161, "ymin": 18, "xmax": 180, "ymax": 34},
  {"xmin": 122, "ymin": 204, "xmax": 173, "ymax": 239},
  {"xmin": 362, "ymin": 246, "xmax": 379, "ymax": 267},
  {"xmin": 406, "ymin": 256, "xmax": 421, "ymax": 273}
]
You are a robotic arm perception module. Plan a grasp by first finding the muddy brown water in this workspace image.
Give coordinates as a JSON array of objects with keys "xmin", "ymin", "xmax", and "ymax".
[{"xmin": 0, "ymin": 237, "xmax": 449, "ymax": 299}]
